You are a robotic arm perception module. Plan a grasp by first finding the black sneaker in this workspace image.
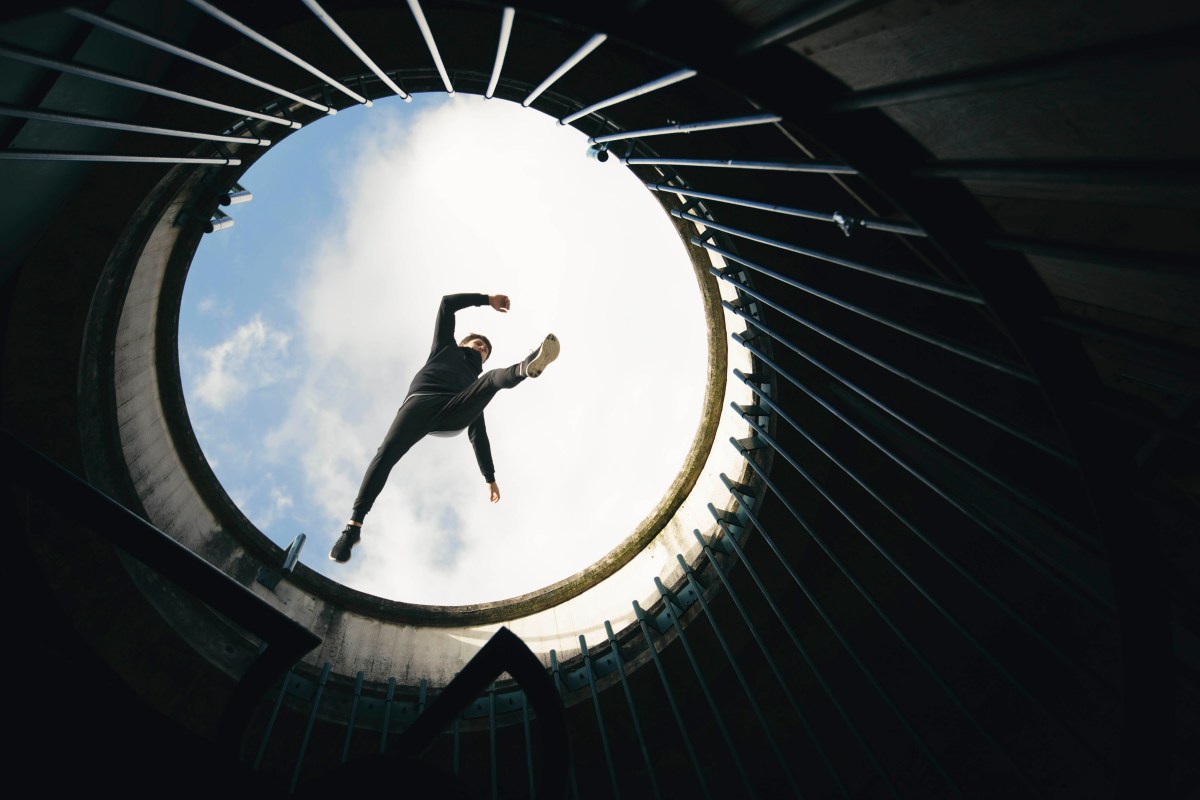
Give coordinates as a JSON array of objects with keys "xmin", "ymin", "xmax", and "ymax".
[
  {"xmin": 329, "ymin": 525, "xmax": 361, "ymax": 563},
  {"xmin": 520, "ymin": 333, "xmax": 560, "ymax": 378}
]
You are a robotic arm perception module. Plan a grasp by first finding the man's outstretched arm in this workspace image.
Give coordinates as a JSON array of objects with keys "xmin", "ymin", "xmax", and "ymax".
[
  {"xmin": 468, "ymin": 416, "xmax": 500, "ymax": 502},
  {"xmin": 429, "ymin": 293, "xmax": 511, "ymax": 358}
]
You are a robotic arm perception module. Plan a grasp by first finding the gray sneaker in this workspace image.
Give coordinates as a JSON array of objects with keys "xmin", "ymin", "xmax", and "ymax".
[
  {"xmin": 521, "ymin": 333, "xmax": 560, "ymax": 378},
  {"xmin": 329, "ymin": 525, "xmax": 361, "ymax": 563}
]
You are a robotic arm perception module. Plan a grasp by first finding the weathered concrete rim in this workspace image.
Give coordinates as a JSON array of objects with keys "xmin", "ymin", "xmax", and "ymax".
[{"xmin": 122, "ymin": 79, "xmax": 729, "ymax": 625}]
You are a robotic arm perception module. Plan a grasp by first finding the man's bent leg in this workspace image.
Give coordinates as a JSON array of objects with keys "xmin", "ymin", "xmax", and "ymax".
[{"xmin": 349, "ymin": 395, "xmax": 441, "ymax": 523}]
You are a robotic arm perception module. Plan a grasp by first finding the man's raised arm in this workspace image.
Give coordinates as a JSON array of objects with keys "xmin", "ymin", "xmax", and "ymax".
[{"xmin": 430, "ymin": 293, "xmax": 489, "ymax": 358}]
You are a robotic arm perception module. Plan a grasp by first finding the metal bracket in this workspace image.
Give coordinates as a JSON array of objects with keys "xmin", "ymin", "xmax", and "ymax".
[
  {"xmin": 257, "ymin": 533, "xmax": 306, "ymax": 590},
  {"xmin": 832, "ymin": 210, "xmax": 864, "ymax": 237}
]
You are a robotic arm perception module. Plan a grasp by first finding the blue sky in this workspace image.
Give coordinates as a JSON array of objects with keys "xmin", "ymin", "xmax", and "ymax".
[{"xmin": 179, "ymin": 94, "xmax": 707, "ymax": 605}]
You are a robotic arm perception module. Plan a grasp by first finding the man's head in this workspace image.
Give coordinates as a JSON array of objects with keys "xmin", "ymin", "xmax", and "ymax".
[{"xmin": 460, "ymin": 333, "xmax": 492, "ymax": 363}]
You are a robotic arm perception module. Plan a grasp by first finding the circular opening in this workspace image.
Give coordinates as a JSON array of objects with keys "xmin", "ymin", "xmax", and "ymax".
[{"xmin": 179, "ymin": 93, "xmax": 710, "ymax": 605}]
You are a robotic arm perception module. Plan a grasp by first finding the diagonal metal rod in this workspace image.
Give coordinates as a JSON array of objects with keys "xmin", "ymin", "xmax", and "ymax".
[
  {"xmin": 560, "ymin": 68, "xmax": 696, "ymax": 125},
  {"xmin": 731, "ymin": 327, "xmax": 1113, "ymax": 614},
  {"xmin": 723, "ymin": 293, "xmax": 1075, "ymax": 463},
  {"xmin": 704, "ymin": 514, "xmax": 901, "ymax": 797},
  {"xmin": 676, "ymin": 209, "xmax": 979, "ymax": 301},
  {"xmin": 720, "ymin": 281, "xmax": 1099, "ymax": 537},
  {"xmin": 0, "ymin": 103, "xmax": 270, "ymax": 145},
  {"xmin": 736, "ymin": 0, "xmax": 874, "ymax": 55},
  {"xmin": 652, "ymin": 578, "xmax": 760, "ymax": 799},
  {"xmin": 720, "ymin": 278, "xmax": 1099, "ymax": 534},
  {"xmin": 676, "ymin": 556, "xmax": 805, "ymax": 797},
  {"xmin": 912, "ymin": 158, "xmax": 1200, "ymax": 186},
  {"xmin": 0, "ymin": 151, "xmax": 240, "ymax": 164},
  {"xmin": 0, "ymin": 43, "xmax": 300, "ymax": 128},
  {"xmin": 989, "ymin": 234, "xmax": 1199, "ymax": 279},
  {"xmin": 64, "ymin": 8, "xmax": 335, "ymax": 114},
  {"xmin": 704, "ymin": 244, "xmax": 1034, "ymax": 380},
  {"xmin": 724, "ymin": 291, "xmax": 1071, "ymax": 457},
  {"xmin": 603, "ymin": 620, "xmax": 662, "ymax": 800},
  {"xmin": 654, "ymin": 182, "xmax": 925, "ymax": 236},
  {"xmin": 589, "ymin": 113, "xmax": 781, "ymax": 144},
  {"xmin": 706, "ymin": 495, "xmax": 966, "ymax": 798},
  {"xmin": 695, "ymin": 531, "xmax": 851, "ymax": 799},
  {"xmin": 406, "ymin": 0, "xmax": 453, "ymax": 93},
  {"xmin": 301, "ymin": 0, "xmax": 410, "ymax": 100},
  {"xmin": 523, "ymin": 33, "xmax": 605, "ymax": 107},
  {"xmin": 625, "ymin": 156, "xmax": 857, "ymax": 173},
  {"xmin": 726, "ymin": 420, "xmax": 1107, "ymax": 784},
  {"xmin": 729, "ymin": 374, "xmax": 1115, "ymax": 688},
  {"xmin": 828, "ymin": 24, "xmax": 1200, "ymax": 112},
  {"xmin": 485, "ymin": 7, "xmax": 514, "ymax": 99},
  {"xmin": 185, "ymin": 0, "xmax": 370, "ymax": 106},
  {"xmin": 579, "ymin": 636, "xmax": 621, "ymax": 799},
  {"xmin": 633, "ymin": 601, "xmax": 713, "ymax": 800}
]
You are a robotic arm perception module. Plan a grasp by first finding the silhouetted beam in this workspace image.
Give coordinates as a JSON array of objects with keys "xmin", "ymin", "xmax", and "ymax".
[{"xmin": 829, "ymin": 25, "xmax": 1200, "ymax": 112}]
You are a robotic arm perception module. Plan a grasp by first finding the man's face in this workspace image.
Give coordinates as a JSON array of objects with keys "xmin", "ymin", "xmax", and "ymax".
[{"xmin": 464, "ymin": 337, "xmax": 490, "ymax": 363}]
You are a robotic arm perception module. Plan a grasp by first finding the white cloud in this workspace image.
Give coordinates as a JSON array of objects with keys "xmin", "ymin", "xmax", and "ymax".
[
  {"xmin": 190, "ymin": 314, "xmax": 295, "ymax": 411},
  {"xmin": 203, "ymin": 95, "xmax": 709, "ymax": 605}
]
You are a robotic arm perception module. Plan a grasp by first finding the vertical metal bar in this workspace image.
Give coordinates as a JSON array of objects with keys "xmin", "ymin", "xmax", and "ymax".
[
  {"xmin": 579, "ymin": 635, "xmax": 621, "ymax": 799},
  {"xmin": 560, "ymin": 69, "xmax": 697, "ymax": 125},
  {"xmin": 289, "ymin": 662, "xmax": 331, "ymax": 794},
  {"xmin": 406, "ymin": 0, "xmax": 453, "ymax": 93},
  {"xmin": 632, "ymin": 601, "xmax": 713, "ymax": 800},
  {"xmin": 653, "ymin": 577, "xmax": 760, "ymax": 799},
  {"xmin": 603, "ymin": 620, "xmax": 662, "ymax": 800},
  {"xmin": 379, "ymin": 677, "xmax": 396, "ymax": 753},
  {"xmin": 0, "ymin": 44, "xmax": 301, "ymax": 129},
  {"xmin": 300, "ymin": 0, "xmax": 411, "ymax": 100},
  {"xmin": 523, "ymin": 33, "xmax": 606, "ymax": 106},
  {"xmin": 522, "ymin": 691, "xmax": 536, "ymax": 800},
  {"xmin": 676, "ymin": 556, "xmax": 805, "ymax": 797},
  {"xmin": 486, "ymin": 7, "xmax": 515, "ymax": 99},
  {"xmin": 64, "ymin": 8, "xmax": 335, "ymax": 114},
  {"xmin": 184, "ymin": 0, "xmax": 371, "ymax": 105},
  {"xmin": 549, "ymin": 650, "xmax": 581, "ymax": 800},
  {"xmin": 488, "ymin": 681, "xmax": 498, "ymax": 800},
  {"xmin": 703, "ymin": 513, "xmax": 901, "ymax": 798},
  {"xmin": 253, "ymin": 667, "xmax": 293, "ymax": 771},
  {"xmin": 589, "ymin": 113, "xmax": 782, "ymax": 144},
  {"xmin": 695, "ymin": 531, "xmax": 851, "ymax": 798},
  {"xmin": 340, "ymin": 671, "xmax": 365, "ymax": 763}
]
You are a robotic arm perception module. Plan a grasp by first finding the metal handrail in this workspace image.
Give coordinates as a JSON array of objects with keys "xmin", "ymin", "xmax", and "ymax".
[{"xmin": 2, "ymin": 429, "xmax": 320, "ymax": 750}]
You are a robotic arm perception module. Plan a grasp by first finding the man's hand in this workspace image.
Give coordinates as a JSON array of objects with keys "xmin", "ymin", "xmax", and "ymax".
[
  {"xmin": 489, "ymin": 294, "xmax": 510, "ymax": 313},
  {"xmin": 488, "ymin": 481, "xmax": 501, "ymax": 503}
]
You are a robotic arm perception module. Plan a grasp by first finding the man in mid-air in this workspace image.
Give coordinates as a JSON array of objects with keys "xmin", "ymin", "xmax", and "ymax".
[{"xmin": 330, "ymin": 292, "xmax": 559, "ymax": 564}]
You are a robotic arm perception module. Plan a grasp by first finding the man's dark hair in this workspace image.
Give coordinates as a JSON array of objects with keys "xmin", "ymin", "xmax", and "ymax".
[{"xmin": 460, "ymin": 333, "xmax": 492, "ymax": 354}]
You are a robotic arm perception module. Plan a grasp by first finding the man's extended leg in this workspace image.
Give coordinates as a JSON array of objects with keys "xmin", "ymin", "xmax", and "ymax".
[
  {"xmin": 434, "ymin": 364, "xmax": 524, "ymax": 431},
  {"xmin": 332, "ymin": 395, "xmax": 441, "ymax": 562},
  {"xmin": 434, "ymin": 335, "xmax": 560, "ymax": 430}
]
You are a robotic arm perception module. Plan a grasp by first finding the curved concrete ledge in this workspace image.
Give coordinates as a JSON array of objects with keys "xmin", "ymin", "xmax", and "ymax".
[{"xmin": 105, "ymin": 97, "xmax": 759, "ymax": 684}]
